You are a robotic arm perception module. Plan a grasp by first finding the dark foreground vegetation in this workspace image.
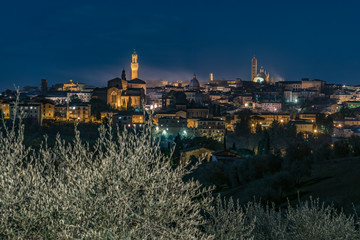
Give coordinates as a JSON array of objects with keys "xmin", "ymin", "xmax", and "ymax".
[{"xmin": 1, "ymin": 116, "xmax": 360, "ymax": 239}]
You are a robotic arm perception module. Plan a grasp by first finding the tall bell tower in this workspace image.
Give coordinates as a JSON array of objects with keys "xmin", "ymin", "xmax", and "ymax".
[
  {"xmin": 251, "ymin": 56, "xmax": 257, "ymax": 82},
  {"xmin": 131, "ymin": 50, "xmax": 139, "ymax": 79}
]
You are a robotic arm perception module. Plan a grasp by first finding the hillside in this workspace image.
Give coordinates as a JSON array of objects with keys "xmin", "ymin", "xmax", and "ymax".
[{"xmin": 299, "ymin": 157, "xmax": 360, "ymax": 214}]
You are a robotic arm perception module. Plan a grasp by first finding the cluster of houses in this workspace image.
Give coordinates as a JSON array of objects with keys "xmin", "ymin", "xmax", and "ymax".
[{"xmin": 2, "ymin": 54, "xmax": 360, "ymax": 162}]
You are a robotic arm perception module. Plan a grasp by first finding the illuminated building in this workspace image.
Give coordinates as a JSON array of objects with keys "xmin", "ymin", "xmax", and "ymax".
[
  {"xmin": 41, "ymin": 102, "xmax": 55, "ymax": 120},
  {"xmin": 298, "ymin": 113, "xmax": 317, "ymax": 123},
  {"xmin": 112, "ymin": 111, "xmax": 145, "ymax": 128},
  {"xmin": 180, "ymin": 146, "xmax": 212, "ymax": 164},
  {"xmin": 256, "ymin": 102, "xmax": 282, "ymax": 112},
  {"xmin": 128, "ymin": 78, "xmax": 146, "ymax": 95},
  {"xmin": 173, "ymin": 80, "xmax": 183, "ymax": 87},
  {"xmin": 292, "ymin": 120, "xmax": 315, "ymax": 134},
  {"xmin": 58, "ymin": 80, "xmax": 81, "ymax": 91},
  {"xmin": 152, "ymin": 111, "xmax": 185, "ymax": 125},
  {"xmin": 249, "ymin": 113, "xmax": 291, "ymax": 132},
  {"xmin": 251, "ymin": 57, "xmax": 273, "ymax": 84},
  {"xmin": 10, "ymin": 103, "xmax": 41, "ymax": 124},
  {"xmin": 66, "ymin": 92, "xmax": 92, "ymax": 103},
  {"xmin": 0, "ymin": 102, "xmax": 10, "ymax": 119},
  {"xmin": 158, "ymin": 116, "xmax": 188, "ymax": 135},
  {"xmin": 251, "ymin": 56, "xmax": 257, "ymax": 82},
  {"xmin": 197, "ymin": 118, "xmax": 226, "ymax": 141},
  {"xmin": 209, "ymin": 73, "xmax": 214, "ymax": 82},
  {"xmin": 131, "ymin": 50, "xmax": 139, "ymax": 79},
  {"xmin": 107, "ymin": 68, "xmax": 145, "ymax": 110},
  {"xmin": 186, "ymin": 107, "xmax": 209, "ymax": 118},
  {"xmin": 343, "ymin": 101, "xmax": 360, "ymax": 109},
  {"xmin": 67, "ymin": 103, "xmax": 91, "ymax": 122},
  {"xmin": 253, "ymin": 66, "xmax": 270, "ymax": 83},
  {"xmin": 54, "ymin": 105, "xmax": 67, "ymax": 120},
  {"xmin": 107, "ymin": 52, "xmax": 146, "ymax": 110}
]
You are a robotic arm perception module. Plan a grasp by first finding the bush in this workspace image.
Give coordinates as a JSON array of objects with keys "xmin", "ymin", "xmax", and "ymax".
[
  {"xmin": 247, "ymin": 198, "xmax": 359, "ymax": 240},
  {"xmin": 285, "ymin": 198, "xmax": 359, "ymax": 240},
  {"xmin": 0, "ymin": 103, "xmax": 359, "ymax": 239},
  {"xmin": 0, "ymin": 120, "xmax": 214, "ymax": 239},
  {"xmin": 205, "ymin": 196, "xmax": 255, "ymax": 240}
]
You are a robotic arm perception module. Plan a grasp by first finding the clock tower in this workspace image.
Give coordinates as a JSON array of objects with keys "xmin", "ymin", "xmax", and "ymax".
[{"xmin": 131, "ymin": 50, "xmax": 139, "ymax": 79}]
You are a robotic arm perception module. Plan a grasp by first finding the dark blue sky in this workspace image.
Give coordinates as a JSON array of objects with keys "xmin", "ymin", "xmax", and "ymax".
[{"xmin": 0, "ymin": 0, "xmax": 359, "ymax": 90}]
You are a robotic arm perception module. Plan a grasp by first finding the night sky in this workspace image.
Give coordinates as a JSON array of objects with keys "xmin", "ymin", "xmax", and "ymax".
[{"xmin": 1, "ymin": 0, "xmax": 359, "ymax": 90}]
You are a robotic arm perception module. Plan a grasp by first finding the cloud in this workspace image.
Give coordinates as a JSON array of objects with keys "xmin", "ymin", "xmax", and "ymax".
[{"xmin": 272, "ymin": 73, "xmax": 285, "ymax": 82}]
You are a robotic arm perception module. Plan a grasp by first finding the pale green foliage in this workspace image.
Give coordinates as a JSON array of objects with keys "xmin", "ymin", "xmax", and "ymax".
[
  {"xmin": 246, "ymin": 201, "xmax": 287, "ymax": 240},
  {"xmin": 246, "ymin": 198, "xmax": 359, "ymax": 240},
  {"xmin": 205, "ymin": 195, "xmax": 255, "ymax": 240},
  {"xmin": 0, "ymin": 100, "xmax": 359, "ymax": 239},
  {"xmin": 0, "ymin": 117, "xmax": 214, "ymax": 239},
  {"xmin": 285, "ymin": 198, "xmax": 359, "ymax": 240}
]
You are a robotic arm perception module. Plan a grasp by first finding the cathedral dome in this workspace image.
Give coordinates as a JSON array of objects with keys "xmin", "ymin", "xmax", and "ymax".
[
  {"xmin": 189, "ymin": 74, "xmax": 200, "ymax": 90},
  {"xmin": 256, "ymin": 72, "xmax": 267, "ymax": 80},
  {"xmin": 253, "ymin": 73, "xmax": 265, "ymax": 83}
]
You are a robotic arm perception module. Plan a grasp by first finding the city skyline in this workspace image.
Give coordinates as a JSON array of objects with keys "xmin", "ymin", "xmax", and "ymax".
[{"xmin": 1, "ymin": 1, "xmax": 360, "ymax": 90}]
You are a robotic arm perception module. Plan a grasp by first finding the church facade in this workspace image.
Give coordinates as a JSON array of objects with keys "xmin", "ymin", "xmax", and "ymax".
[
  {"xmin": 107, "ymin": 51, "xmax": 146, "ymax": 110},
  {"xmin": 251, "ymin": 56, "xmax": 274, "ymax": 84}
]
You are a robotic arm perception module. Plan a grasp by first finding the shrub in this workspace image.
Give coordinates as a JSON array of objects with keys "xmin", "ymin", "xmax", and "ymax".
[
  {"xmin": 0, "ymin": 102, "xmax": 359, "ymax": 239},
  {"xmin": 205, "ymin": 196, "xmax": 255, "ymax": 240},
  {"xmin": 285, "ymin": 198, "xmax": 359, "ymax": 240},
  {"xmin": 0, "ymin": 120, "xmax": 214, "ymax": 239}
]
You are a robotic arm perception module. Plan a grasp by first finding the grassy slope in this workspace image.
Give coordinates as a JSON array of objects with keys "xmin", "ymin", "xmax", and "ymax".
[
  {"xmin": 220, "ymin": 157, "xmax": 360, "ymax": 213},
  {"xmin": 299, "ymin": 157, "xmax": 360, "ymax": 213}
]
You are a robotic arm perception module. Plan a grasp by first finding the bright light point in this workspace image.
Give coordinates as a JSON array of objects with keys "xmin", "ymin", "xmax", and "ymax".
[
  {"xmin": 156, "ymin": 126, "xmax": 159, "ymax": 131},
  {"xmin": 162, "ymin": 130, "xmax": 167, "ymax": 135},
  {"xmin": 183, "ymin": 130, "xmax": 187, "ymax": 135}
]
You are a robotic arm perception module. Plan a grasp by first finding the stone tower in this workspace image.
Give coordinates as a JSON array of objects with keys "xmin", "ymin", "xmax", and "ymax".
[
  {"xmin": 131, "ymin": 50, "xmax": 139, "ymax": 79},
  {"xmin": 251, "ymin": 56, "xmax": 257, "ymax": 82},
  {"xmin": 121, "ymin": 69, "xmax": 126, "ymax": 80}
]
